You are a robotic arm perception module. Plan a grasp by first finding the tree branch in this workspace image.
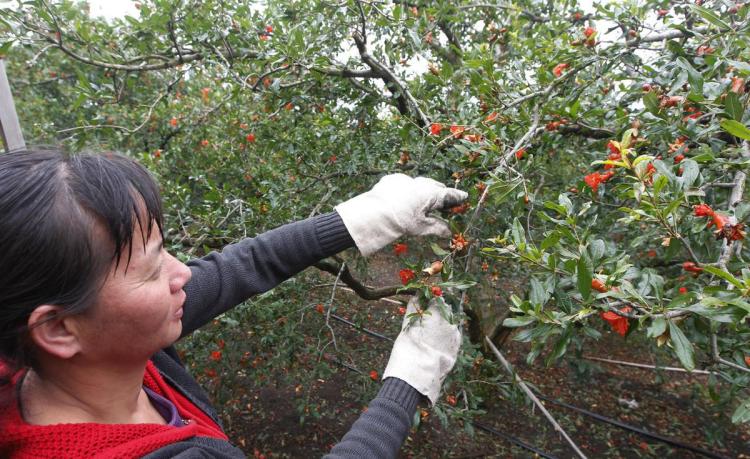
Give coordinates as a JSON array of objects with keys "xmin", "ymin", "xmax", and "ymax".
[
  {"xmin": 352, "ymin": 31, "xmax": 430, "ymax": 128},
  {"xmin": 314, "ymin": 258, "xmax": 415, "ymax": 300},
  {"xmin": 485, "ymin": 338, "xmax": 588, "ymax": 459},
  {"xmin": 557, "ymin": 123, "xmax": 615, "ymax": 139}
]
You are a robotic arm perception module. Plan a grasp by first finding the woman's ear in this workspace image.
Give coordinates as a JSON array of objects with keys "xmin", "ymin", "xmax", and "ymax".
[{"xmin": 27, "ymin": 305, "xmax": 82, "ymax": 360}]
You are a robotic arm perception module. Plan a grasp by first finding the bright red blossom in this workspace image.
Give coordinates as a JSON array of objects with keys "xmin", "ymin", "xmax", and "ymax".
[
  {"xmin": 591, "ymin": 279, "xmax": 609, "ymax": 293},
  {"xmin": 430, "ymin": 123, "xmax": 443, "ymax": 135},
  {"xmin": 515, "ymin": 148, "xmax": 526, "ymax": 160},
  {"xmin": 553, "ymin": 63, "xmax": 569, "ymax": 77},
  {"xmin": 584, "ymin": 171, "xmax": 615, "ymax": 194},
  {"xmin": 584, "ymin": 27, "xmax": 596, "ymax": 38},
  {"xmin": 679, "ymin": 287, "xmax": 688, "ymax": 294},
  {"xmin": 600, "ymin": 306, "xmax": 632, "ymax": 336},
  {"xmin": 431, "ymin": 286, "xmax": 443, "ymax": 297},
  {"xmin": 694, "ymin": 203, "xmax": 714, "ymax": 217},
  {"xmin": 682, "ymin": 261, "xmax": 703, "ymax": 273},
  {"xmin": 393, "ymin": 243, "xmax": 408, "ymax": 255},
  {"xmin": 369, "ymin": 370, "xmax": 379, "ymax": 381},
  {"xmin": 210, "ymin": 351, "xmax": 222, "ymax": 362},
  {"xmin": 399, "ymin": 269, "xmax": 416, "ymax": 285},
  {"xmin": 246, "ymin": 133, "xmax": 256, "ymax": 143},
  {"xmin": 606, "ymin": 140, "xmax": 620, "ymax": 154}
]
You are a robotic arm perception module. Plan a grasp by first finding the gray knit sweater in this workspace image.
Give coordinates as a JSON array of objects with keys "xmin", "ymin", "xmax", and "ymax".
[{"xmin": 143, "ymin": 211, "xmax": 421, "ymax": 458}]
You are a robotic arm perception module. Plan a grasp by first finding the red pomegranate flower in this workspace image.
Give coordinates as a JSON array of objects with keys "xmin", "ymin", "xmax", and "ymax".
[
  {"xmin": 399, "ymin": 269, "xmax": 416, "ymax": 285},
  {"xmin": 553, "ymin": 63, "xmax": 569, "ymax": 77},
  {"xmin": 694, "ymin": 204, "xmax": 714, "ymax": 217},
  {"xmin": 600, "ymin": 306, "xmax": 632, "ymax": 336}
]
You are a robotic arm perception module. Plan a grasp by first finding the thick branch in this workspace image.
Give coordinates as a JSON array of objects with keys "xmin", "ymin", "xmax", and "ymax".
[
  {"xmin": 626, "ymin": 26, "xmax": 708, "ymax": 46},
  {"xmin": 314, "ymin": 259, "xmax": 415, "ymax": 300},
  {"xmin": 717, "ymin": 141, "xmax": 748, "ymax": 269},
  {"xmin": 352, "ymin": 31, "xmax": 430, "ymax": 128},
  {"xmin": 557, "ymin": 123, "xmax": 615, "ymax": 139}
]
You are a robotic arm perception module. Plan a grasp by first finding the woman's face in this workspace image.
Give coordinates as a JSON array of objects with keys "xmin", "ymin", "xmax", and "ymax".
[{"xmin": 74, "ymin": 221, "xmax": 192, "ymax": 364}]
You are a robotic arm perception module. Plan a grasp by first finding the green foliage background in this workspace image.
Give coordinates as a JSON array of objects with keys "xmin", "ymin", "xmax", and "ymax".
[{"xmin": 1, "ymin": 0, "xmax": 749, "ymax": 444}]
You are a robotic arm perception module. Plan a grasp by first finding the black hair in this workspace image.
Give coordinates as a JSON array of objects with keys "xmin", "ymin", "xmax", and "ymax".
[{"xmin": 0, "ymin": 149, "xmax": 163, "ymax": 394}]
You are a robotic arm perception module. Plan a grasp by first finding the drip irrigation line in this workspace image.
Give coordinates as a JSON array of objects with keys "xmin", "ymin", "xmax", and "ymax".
[
  {"xmin": 320, "ymin": 313, "xmax": 728, "ymax": 457},
  {"xmin": 473, "ymin": 421, "xmax": 559, "ymax": 459},
  {"xmin": 534, "ymin": 393, "xmax": 730, "ymax": 459},
  {"xmin": 329, "ymin": 313, "xmax": 394, "ymax": 342}
]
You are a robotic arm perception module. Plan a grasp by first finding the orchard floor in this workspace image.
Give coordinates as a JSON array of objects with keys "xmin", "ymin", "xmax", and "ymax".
[{"xmin": 185, "ymin": 252, "xmax": 750, "ymax": 459}]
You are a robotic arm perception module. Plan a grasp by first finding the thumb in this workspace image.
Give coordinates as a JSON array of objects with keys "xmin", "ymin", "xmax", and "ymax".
[{"xmin": 439, "ymin": 188, "xmax": 469, "ymax": 210}]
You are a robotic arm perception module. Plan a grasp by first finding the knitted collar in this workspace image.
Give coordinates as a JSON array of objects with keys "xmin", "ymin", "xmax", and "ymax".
[{"xmin": 0, "ymin": 361, "xmax": 227, "ymax": 458}]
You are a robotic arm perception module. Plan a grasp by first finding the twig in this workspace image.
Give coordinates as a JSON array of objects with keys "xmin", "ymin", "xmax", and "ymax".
[
  {"xmin": 484, "ymin": 337, "xmax": 588, "ymax": 459},
  {"xmin": 329, "ymin": 313, "xmax": 393, "ymax": 342},
  {"xmin": 322, "ymin": 261, "xmax": 347, "ymax": 352},
  {"xmin": 711, "ymin": 334, "xmax": 750, "ymax": 374},
  {"xmin": 582, "ymin": 355, "xmax": 712, "ymax": 375}
]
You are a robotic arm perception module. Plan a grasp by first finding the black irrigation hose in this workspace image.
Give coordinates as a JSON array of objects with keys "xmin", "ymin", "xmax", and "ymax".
[
  {"xmin": 322, "ymin": 314, "xmax": 728, "ymax": 457},
  {"xmin": 534, "ymin": 393, "xmax": 730, "ymax": 459},
  {"xmin": 473, "ymin": 421, "xmax": 559, "ymax": 459}
]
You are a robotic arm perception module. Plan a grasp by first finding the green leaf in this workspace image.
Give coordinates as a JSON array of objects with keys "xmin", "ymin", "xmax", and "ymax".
[
  {"xmin": 728, "ymin": 60, "xmax": 750, "ymax": 75},
  {"xmin": 541, "ymin": 231, "xmax": 561, "ymax": 251},
  {"xmin": 680, "ymin": 159, "xmax": 699, "ymax": 189},
  {"xmin": 676, "ymin": 57, "xmax": 703, "ymax": 97},
  {"xmin": 691, "ymin": 152, "xmax": 715, "ymax": 163},
  {"xmin": 439, "ymin": 280, "xmax": 477, "ymax": 290},
  {"xmin": 558, "ymin": 193, "xmax": 574, "ymax": 216},
  {"xmin": 688, "ymin": 4, "xmax": 731, "ymax": 30},
  {"xmin": 529, "ymin": 277, "xmax": 549, "ymax": 305},
  {"xmin": 430, "ymin": 242, "xmax": 449, "ymax": 257},
  {"xmin": 643, "ymin": 91, "xmax": 660, "ymax": 114},
  {"xmin": 668, "ymin": 320, "xmax": 695, "ymax": 371},
  {"xmin": 589, "ymin": 239, "xmax": 605, "ymax": 261},
  {"xmin": 732, "ymin": 398, "xmax": 750, "ymax": 424},
  {"xmin": 720, "ymin": 119, "xmax": 750, "ymax": 140},
  {"xmin": 647, "ymin": 317, "xmax": 667, "ymax": 338},
  {"xmin": 577, "ymin": 255, "xmax": 592, "ymax": 301},
  {"xmin": 503, "ymin": 316, "xmax": 537, "ymax": 327},
  {"xmin": 724, "ymin": 92, "xmax": 743, "ymax": 122},
  {"xmin": 703, "ymin": 266, "xmax": 744, "ymax": 290},
  {"xmin": 511, "ymin": 217, "xmax": 526, "ymax": 248}
]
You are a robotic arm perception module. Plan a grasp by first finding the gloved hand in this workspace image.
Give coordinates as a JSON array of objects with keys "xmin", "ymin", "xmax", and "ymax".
[
  {"xmin": 335, "ymin": 174, "xmax": 468, "ymax": 256},
  {"xmin": 382, "ymin": 296, "xmax": 462, "ymax": 405}
]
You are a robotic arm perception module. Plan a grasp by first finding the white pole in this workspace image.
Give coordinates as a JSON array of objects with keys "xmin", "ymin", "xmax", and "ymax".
[{"xmin": 0, "ymin": 59, "xmax": 26, "ymax": 153}]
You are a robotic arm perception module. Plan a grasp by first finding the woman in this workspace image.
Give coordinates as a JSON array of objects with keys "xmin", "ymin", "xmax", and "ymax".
[{"xmin": 0, "ymin": 149, "xmax": 466, "ymax": 458}]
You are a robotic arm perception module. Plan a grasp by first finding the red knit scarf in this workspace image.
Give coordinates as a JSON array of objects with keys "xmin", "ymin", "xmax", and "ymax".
[{"xmin": 0, "ymin": 361, "xmax": 227, "ymax": 458}]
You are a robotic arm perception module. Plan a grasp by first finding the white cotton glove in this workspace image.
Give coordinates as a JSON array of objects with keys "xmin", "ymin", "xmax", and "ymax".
[
  {"xmin": 335, "ymin": 174, "xmax": 468, "ymax": 256},
  {"xmin": 382, "ymin": 296, "xmax": 462, "ymax": 405}
]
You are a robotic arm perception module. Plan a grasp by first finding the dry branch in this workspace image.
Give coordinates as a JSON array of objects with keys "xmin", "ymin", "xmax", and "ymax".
[
  {"xmin": 314, "ymin": 258, "xmax": 416, "ymax": 300},
  {"xmin": 485, "ymin": 337, "xmax": 588, "ymax": 459}
]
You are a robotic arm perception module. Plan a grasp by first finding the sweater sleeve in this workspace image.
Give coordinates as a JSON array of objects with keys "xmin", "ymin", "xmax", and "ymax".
[
  {"xmin": 180, "ymin": 211, "xmax": 354, "ymax": 337},
  {"xmin": 324, "ymin": 377, "xmax": 422, "ymax": 459}
]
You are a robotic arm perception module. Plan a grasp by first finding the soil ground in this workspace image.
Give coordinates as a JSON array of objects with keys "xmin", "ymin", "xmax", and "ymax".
[{"xmin": 183, "ymin": 251, "xmax": 750, "ymax": 458}]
